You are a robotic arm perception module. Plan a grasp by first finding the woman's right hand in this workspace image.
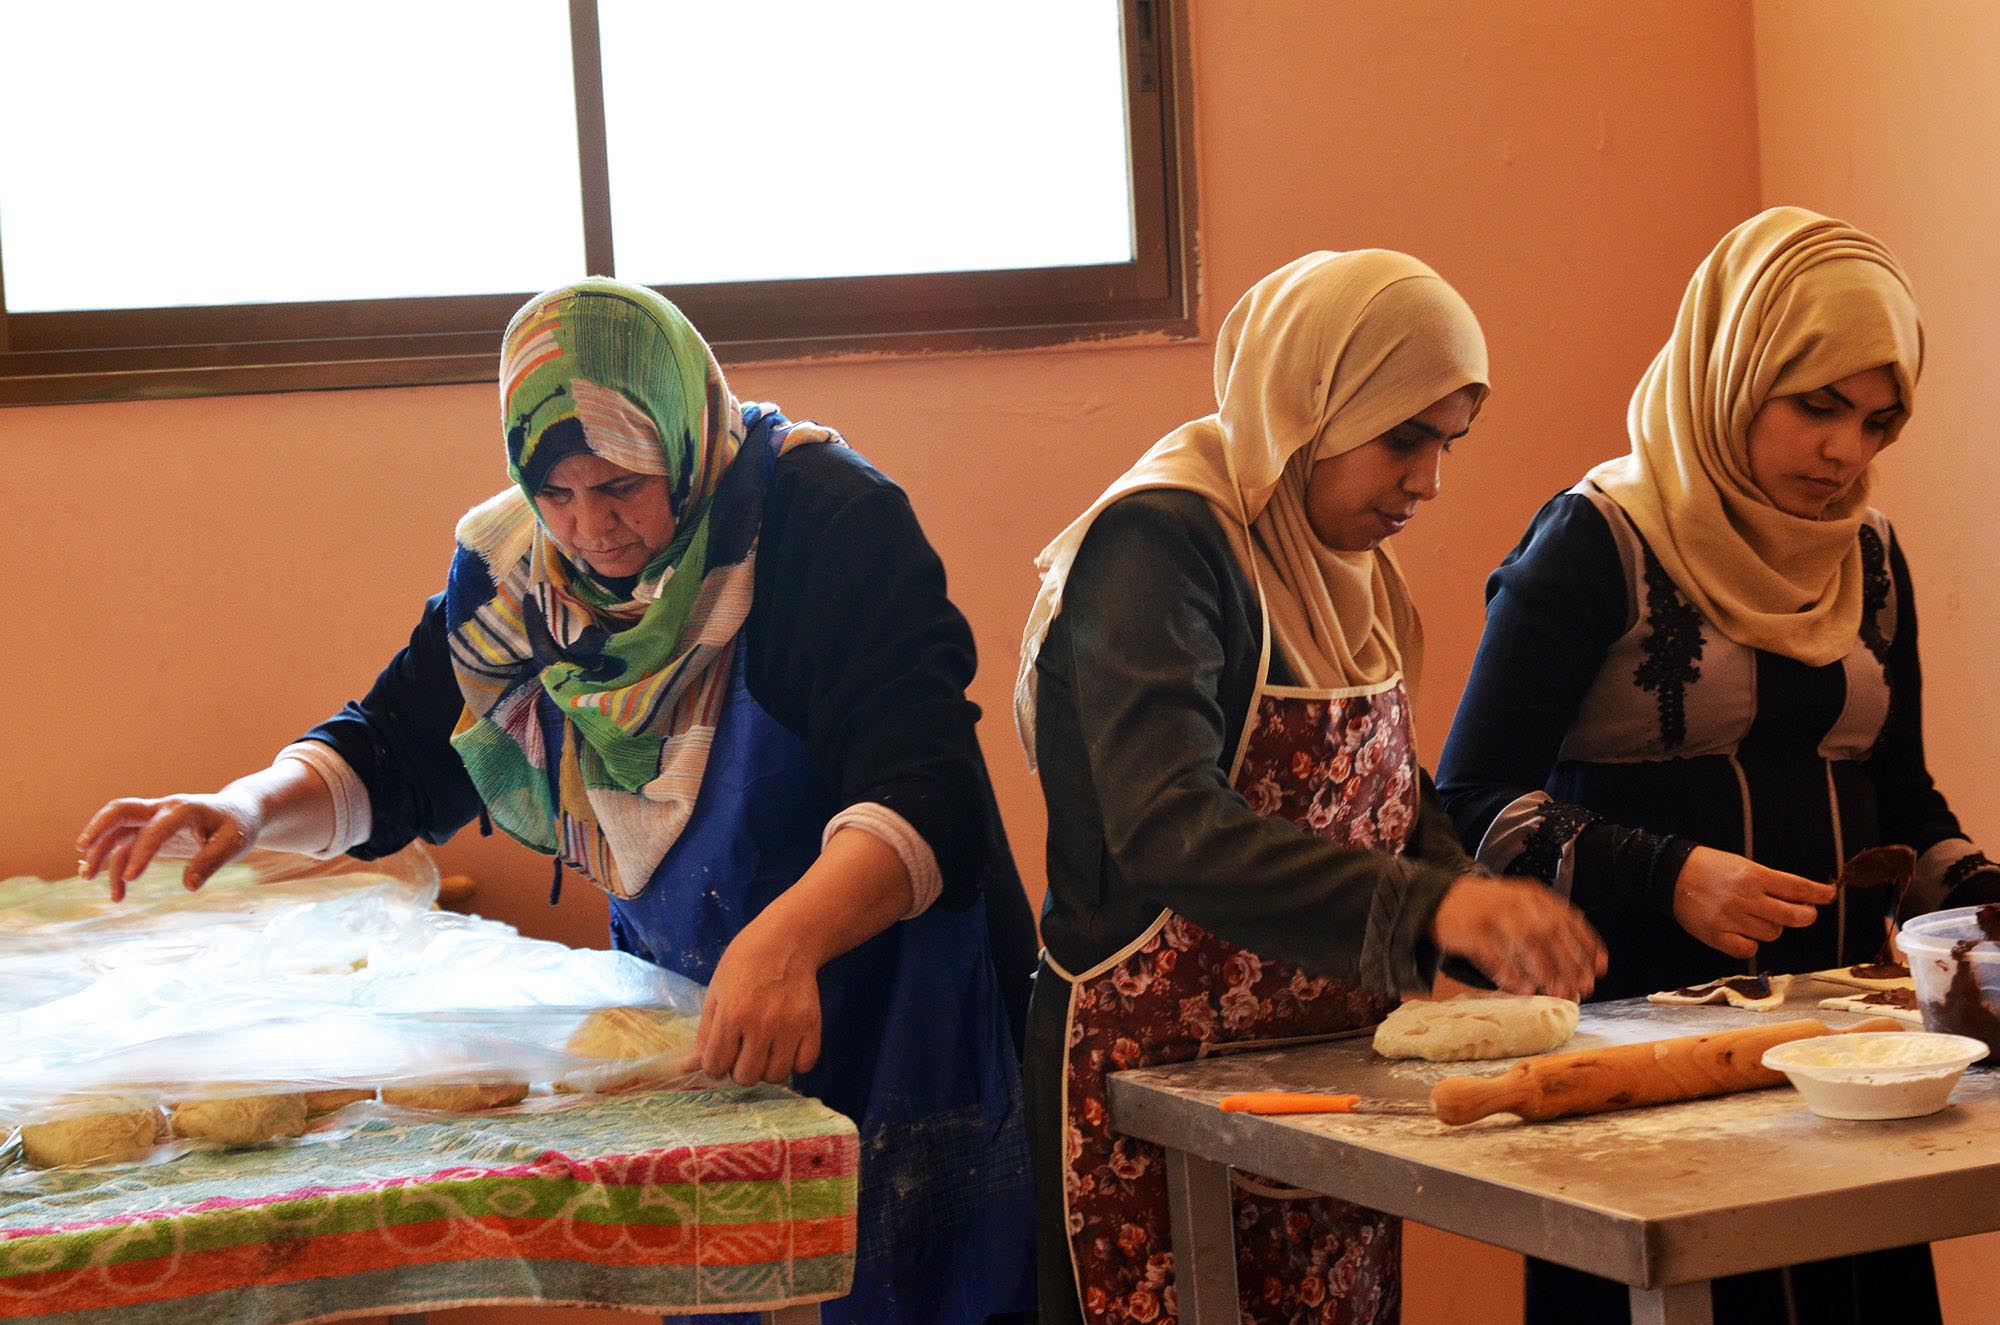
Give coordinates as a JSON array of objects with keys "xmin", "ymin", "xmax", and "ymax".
[
  {"xmin": 75, "ymin": 793, "xmax": 263, "ymax": 902},
  {"xmin": 1428, "ymin": 875, "xmax": 1607, "ymax": 1002},
  {"xmin": 1672, "ymin": 845, "xmax": 1833, "ymax": 959}
]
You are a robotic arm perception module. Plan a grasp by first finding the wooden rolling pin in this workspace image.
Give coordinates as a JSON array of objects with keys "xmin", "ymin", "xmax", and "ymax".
[{"xmin": 1430, "ymin": 1015, "xmax": 1905, "ymax": 1125}]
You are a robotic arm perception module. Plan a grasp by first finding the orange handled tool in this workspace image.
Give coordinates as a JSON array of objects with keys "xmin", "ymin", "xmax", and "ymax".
[{"xmin": 1217, "ymin": 1092, "xmax": 1431, "ymax": 1116}]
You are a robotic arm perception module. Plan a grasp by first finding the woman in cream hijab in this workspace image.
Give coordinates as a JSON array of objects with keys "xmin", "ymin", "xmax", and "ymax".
[
  {"xmin": 1439, "ymin": 207, "xmax": 2000, "ymax": 1325},
  {"xmin": 1017, "ymin": 251, "xmax": 1605, "ymax": 1325}
]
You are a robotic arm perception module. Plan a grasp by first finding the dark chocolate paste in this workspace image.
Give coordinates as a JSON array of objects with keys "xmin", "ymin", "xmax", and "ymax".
[
  {"xmin": 1847, "ymin": 962, "xmax": 1910, "ymax": 981},
  {"xmin": 1850, "ymin": 988, "xmax": 1918, "ymax": 1010},
  {"xmin": 1835, "ymin": 844, "xmax": 1917, "ymax": 890},
  {"xmin": 1923, "ymin": 937, "xmax": 2000, "ymax": 1063}
]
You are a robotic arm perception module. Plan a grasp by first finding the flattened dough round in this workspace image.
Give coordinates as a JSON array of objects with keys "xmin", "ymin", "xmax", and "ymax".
[
  {"xmin": 381, "ymin": 1082, "xmax": 529, "ymax": 1112},
  {"xmin": 170, "ymin": 1092, "xmax": 308, "ymax": 1147},
  {"xmin": 302, "ymin": 1088, "xmax": 376, "ymax": 1114},
  {"xmin": 22, "ymin": 1108, "xmax": 159, "ymax": 1168},
  {"xmin": 1373, "ymin": 995, "xmax": 1580, "ymax": 1062},
  {"xmin": 1646, "ymin": 973, "xmax": 1792, "ymax": 1011}
]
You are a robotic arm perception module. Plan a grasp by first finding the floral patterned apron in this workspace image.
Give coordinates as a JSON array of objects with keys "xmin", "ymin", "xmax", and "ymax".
[{"xmin": 1049, "ymin": 586, "xmax": 1419, "ymax": 1325}]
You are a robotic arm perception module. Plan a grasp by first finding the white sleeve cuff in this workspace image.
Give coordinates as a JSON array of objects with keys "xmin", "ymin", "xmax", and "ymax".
[
  {"xmin": 822, "ymin": 802, "xmax": 944, "ymax": 919},
  {"xmin": 276, "ymin": 741, "xmax": 374, "ymax": 858}
]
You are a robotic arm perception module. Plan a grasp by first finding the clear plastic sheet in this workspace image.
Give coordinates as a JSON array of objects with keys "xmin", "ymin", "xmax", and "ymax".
[
  {"xmin": 0, "ymin": 848, "xmax": 704, "ymax": 1176},
  {"xmin": 0, "ymin": 847, "xmax": 440, "ymax": 1011}
]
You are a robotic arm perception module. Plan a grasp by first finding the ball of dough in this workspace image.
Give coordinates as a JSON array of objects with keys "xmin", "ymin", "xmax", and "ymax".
[
  {"xmin": 555, "ymin": 1006, "xmax": 698, "ymax": 1094},
  {"xmin": 22, "ymin": 1107, "xmax": 160, "ymax": 1168},
  {"xmin": 1373, "ymin": 995, "xmax": 1580, "ymax": 1062},
  {"xmin": 568, "ymin": 1006, "xmax": 698, "ymax": 1059},
  {"xmin": 170, "ymin": 1092, "xmax": 309, "ymax": 1146},
  {"xmin": 380, "ymin": 1082, "xmax": 529, "ymax": 1112},
  {"xmin": 302, "ymin": 1088, "xmax": 376, "ymax": 1114}
]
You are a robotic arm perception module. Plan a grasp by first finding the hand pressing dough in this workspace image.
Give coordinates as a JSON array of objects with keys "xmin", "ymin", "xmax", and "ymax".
[
  {"xmin": 21, "ymin": 1108, "xmax": 160, "ymax": 1168},
  {"xmin": 1372, "ymin": 995, "xmax": 1580, "ymax": 1062},
  {"xmin": 1809, "ymin": 962, "xmax": 1913, "ymax": 993},
  {"xmin": 1818, "ymin": 988, "xmax": 1924, "ymax": 1024},
  {"xmin": 380, "ymin": 1082, "xmax": 529, "ymax": 1112},
  {"xmin": 1647, "ymin": 974, "xmax": 1792, "ymax": 1011},
  {"xmin": 170, "ymin": 1092, "xmax": 309, "ymax": 1146}
]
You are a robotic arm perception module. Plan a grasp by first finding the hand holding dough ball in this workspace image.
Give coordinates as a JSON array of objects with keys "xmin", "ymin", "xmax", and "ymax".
[
  {"xmin": 1373, "ymin": 994, "xmax": 1580, "ymax": 1061},
  {"xmin": 170, "ymin": 1092, "xmax": 309, "ymax": 1146},
  {"xmin": 380, "ymin": 1082, "xmax": 529, "ymax": 1111},
  {"xmin": 22, "ymin": 1107, "xmax": 160, "ymax": 1168}
]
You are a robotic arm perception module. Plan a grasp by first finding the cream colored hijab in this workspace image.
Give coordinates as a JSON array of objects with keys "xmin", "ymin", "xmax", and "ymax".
[
  {"xmin": 1587, "ymin": 207, "xmax": 1923, "ymax": 666},
  {"xmin": 1015, "ymin": 250, "xmax": 1489, "ymax": 761}
]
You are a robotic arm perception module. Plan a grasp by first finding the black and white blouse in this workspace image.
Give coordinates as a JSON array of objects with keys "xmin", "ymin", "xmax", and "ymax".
[{"xmin": 1437, "ymin": 481, "xmax": 2000, "ymax": 1000}]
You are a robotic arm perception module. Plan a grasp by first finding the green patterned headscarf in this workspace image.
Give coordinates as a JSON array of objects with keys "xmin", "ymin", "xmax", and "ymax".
[{"xmin": 444, "ymin": 279, "xmax": 823, "ymax": 898}]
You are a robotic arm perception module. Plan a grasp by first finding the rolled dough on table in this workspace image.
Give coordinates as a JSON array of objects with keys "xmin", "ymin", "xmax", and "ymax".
[
  {"xmin": 1646, "ymin": 973, "xmax": 1792, "ymax": 1011},
  {"xmin": 21, "ymin": 1107, "xmax": 159, "ymax": 1168},
  {"xmin": 170, "ymin": 1092, "xmax": 309, "ymax": 1146},
  {"xmin": 1809, "ymin": 963, "xmax": 1913, "ymax": 993},
  {"xmin": 1818, "ymin": 988, "xmax": 1924, "ymax": 1023},
  {"xmin": 380, "ymin": 1082, "xmax": 529, "ymax": 1112}
]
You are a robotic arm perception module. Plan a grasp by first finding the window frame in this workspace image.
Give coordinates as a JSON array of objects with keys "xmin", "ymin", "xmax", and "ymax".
[{"xmin": 0, "ymin": 0, "xmax": 1194, "ymax": 406}]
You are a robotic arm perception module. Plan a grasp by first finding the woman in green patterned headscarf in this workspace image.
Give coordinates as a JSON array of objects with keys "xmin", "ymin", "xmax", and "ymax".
[
  {"xmin": 79, "ymin": 278, "xmax": 1039, "ymax": 1325},
  {"xmin": 449, "ymin": 277, "xmax": 832, "ymax": 898}
]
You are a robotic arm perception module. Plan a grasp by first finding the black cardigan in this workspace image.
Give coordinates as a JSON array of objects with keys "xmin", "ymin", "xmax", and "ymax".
[{"xmin": 1032, "ymin": 488, "xmax": 1466, "ymax": 999}]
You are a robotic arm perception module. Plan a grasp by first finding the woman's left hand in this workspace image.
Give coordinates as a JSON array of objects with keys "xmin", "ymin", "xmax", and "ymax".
[{"xmin": 686, "ymin": 922, "xmax": 824, "ymax": 1086}]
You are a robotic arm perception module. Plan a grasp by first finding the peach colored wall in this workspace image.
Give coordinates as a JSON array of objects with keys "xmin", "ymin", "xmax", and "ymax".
[
  {"xmin": 1753, "ymin": 0, "xmax": 2000, "ymax": 868},
  {"xmin": 1755, "ymin": 4, "xmax": 2000, "ymax": 1320},
  {"xmin": 0, "ymin": 4, "xmax": 1769, "ymax": 1323}
]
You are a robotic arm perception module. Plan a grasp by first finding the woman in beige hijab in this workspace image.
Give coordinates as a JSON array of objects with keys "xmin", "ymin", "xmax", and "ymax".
[
  {"xmin": 1016, "ymin": 250, "xmax": 1605, "ymax": 1325},
  {"xmin": 1439, "ymin": 207, "xmax": 1999, "ymax": 1325}
]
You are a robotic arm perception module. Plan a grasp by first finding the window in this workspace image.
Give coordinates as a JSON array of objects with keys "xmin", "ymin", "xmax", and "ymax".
[{"xmin": 0, "ymin": 0, "xmax": 1192, "ymax": 405}]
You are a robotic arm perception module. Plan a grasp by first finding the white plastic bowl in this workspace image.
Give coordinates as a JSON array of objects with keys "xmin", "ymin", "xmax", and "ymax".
[{"xmin": 1760, "ymin": 1032, "xmax": 1987, "ymax": 1120}]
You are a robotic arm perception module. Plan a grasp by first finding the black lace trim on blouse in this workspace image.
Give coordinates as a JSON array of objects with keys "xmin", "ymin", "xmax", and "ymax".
[
  {"xmin": 1509, "ymin": 802, "xmax": 1605, "ymax": 884},
  {"xmin": 1857, "ymin": 523, "xmax": 1893, "ymax": 677},
  {"xmin": 1632, "ymin": 546, "xmax": 1705, "ymax": 750},
  {"xmin": 1941, "ymin": 849, "xmax": 1997, "ymax": 902}
]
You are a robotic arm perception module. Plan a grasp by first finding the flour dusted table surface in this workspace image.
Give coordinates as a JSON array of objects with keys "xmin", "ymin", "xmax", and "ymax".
[
  {"xmin": 0, "ymin": 1086, "xmax": 854, "ymax": 1325},
  {"xmin": 1107, "ymin": 990, "xmax": 2000, "ymax": 1325}
]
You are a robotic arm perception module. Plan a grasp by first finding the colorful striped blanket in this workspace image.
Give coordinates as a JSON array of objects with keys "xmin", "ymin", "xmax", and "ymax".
[{"xmin": 0, "ymin": 1087, "xmax": 855, "ymax": 1323}]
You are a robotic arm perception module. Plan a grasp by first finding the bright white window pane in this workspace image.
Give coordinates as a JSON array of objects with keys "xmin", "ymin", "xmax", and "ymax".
[
  {"xmin": 599, "ymin": 0, "xmax": 1133, "ymax": 286},
  {"xmin": 0, "ymin": 1, "xmax": 584, "ymax": 313}
]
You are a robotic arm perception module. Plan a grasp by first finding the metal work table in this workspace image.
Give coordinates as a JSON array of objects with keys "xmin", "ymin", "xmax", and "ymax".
[{"xmin": 1107, "ymin": 988, "xmax": 2000, "ymax": 1325}]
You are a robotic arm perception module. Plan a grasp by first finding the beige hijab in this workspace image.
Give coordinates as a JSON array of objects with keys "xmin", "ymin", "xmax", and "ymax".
[
  {"xmin": 1015, "ymin": 250, "xmax": 1489, "ymax": 761},
  {"xmin": 1588, "ymin": 207, "xmax": 1923, "ymax": 666}
]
